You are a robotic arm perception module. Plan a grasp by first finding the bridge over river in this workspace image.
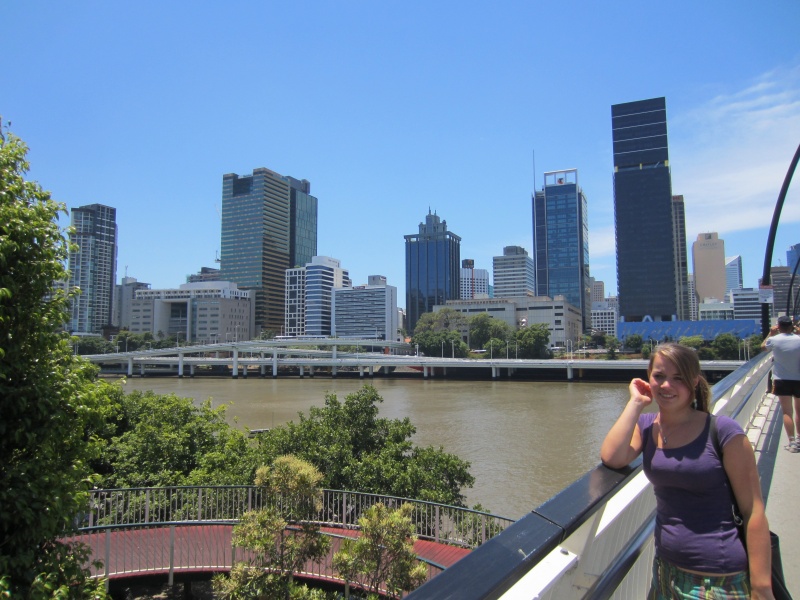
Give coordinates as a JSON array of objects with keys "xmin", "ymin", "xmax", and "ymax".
[{"xmin": 84, "ymin": 338, "xmax": 744, "ymax": 381}]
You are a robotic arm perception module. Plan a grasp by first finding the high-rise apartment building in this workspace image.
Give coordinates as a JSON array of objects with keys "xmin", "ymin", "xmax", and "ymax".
[
  {"xmin": 68, "ymin": 204, "xmax": 118, "ymax": 335},
  {"xmin": 611, "ymin": 97, "xmax": 677, "ymax": 321},
  {"xmin": 333, "ymin": 275, "xmax": 399, "ymax": 341},
  {"xmin": 460, "ymin": 259, "xmax": 491, "ymax": 299},
  {"xmin": 493, "ymin": 246, "xmax": 536, "ymax": 299},
  {"xmin": 590, "ymin": 278, "xmax": 605, "ymax": 304},
  {"xmin": 692, "ymin": 233, "xmax": 726, "ymax": 303},
  {"xmin": 220, "ymin": 168, "xmax": 317, "ymax": 334},
  {"xmin": 533, "ymin": 169, "xmax": 591, "ymax": 329},
  {"xmin": 284, "ymin": 256, "xmax": 351, "ymax": 337},
  {"xmin": 672, "ymin": 195, "xmax": 690, "ymax": 320},
  {"xmin": 725, "ymin": 256, "xmax": 743, "ymax": 300},
  {"xmin": 404, "ymin": 210, "xmax": 461, "ymax": 333}
]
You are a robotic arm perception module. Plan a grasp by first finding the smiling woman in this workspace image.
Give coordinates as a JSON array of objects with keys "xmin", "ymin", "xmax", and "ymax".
[{"xmin": 601, "ymin": 343, "xmax": 774, "ymax": 599}]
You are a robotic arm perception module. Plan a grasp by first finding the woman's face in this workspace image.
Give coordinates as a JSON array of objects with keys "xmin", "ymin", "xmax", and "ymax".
[{"xmin": 648, "ymin": 354, "xmax": 697, "ymax": 411}]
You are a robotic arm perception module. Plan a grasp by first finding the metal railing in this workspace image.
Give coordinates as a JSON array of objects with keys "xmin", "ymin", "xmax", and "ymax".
[
  {"xmin": 68, "ymin": 488, "xmax": 514, "ymax": 587},
  {"xmin": 408, "ymin": 351, "xmax": 778, "ymax": 599},
  {"xmin": 80, "ymin": 487, "xmax": 513, "ymax": 548}
]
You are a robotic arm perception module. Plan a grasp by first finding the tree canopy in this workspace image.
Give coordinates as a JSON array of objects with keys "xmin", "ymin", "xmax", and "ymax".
[
  {"xmin": 0, "ymin": 125, "xmax": 109, "ymax": 596},
  {"xmin": 251, "ymin": 386, "xmax": 475, "ymax": 506}
]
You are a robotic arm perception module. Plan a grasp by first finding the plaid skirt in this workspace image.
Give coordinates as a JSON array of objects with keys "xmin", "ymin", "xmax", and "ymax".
[{"xmin": 648, "ymin": 556, "xmax": 750, "ymax": 599}]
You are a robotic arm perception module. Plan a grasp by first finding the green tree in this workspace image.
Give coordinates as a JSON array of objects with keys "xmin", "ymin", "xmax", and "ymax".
[
  {"xmin": 214, "ymin": 456, "xmax": 330, "ymax": 600},
  {"xmin": 623, "ymin": 333, "xmax": 643, "ymax": 353},
  {"xmin": 333, "ymin": 503, "xmax": 427, "ymax": 599},
  {"xmin": 75, "ymin": 335, "xmax": 114, "ymax": 355},
  {"xmin": 698, "ymin": 346, "xmax": 717, "ymax": 360},
  {"xmin": 0, "ymin": 125, "xmax": 109, "ymax": 596},
  {"xmin": 605, "ymin": 336, "xmax": 621, "ymax": 360},
  {"xmin": 483, "ymin": 337, "xmax": 506, "ymax": 358},
  {"xmin": 96, "ymin": 390, "xmax": 254, "ymax": 488},
  {"xmin": 468, "ymin": 313, "xmax": 494, "ymax": 349},
  {"xmin": 712, "ymin": 333, "xmax": 740, "ymax": 360},
  {"xmin": 252, "ymin": 386, "xmax": 474, "ymax": 506},
  {"xmin": 515, "ymin": 323, "xmax": 551, "ymax": 359},
  {"xmin": 678, "ymin": 335, "xmax": 705, "ymax": 350},
  {"xmin": 591, "ymin": 331, "xmax": 607, "ymax": 348}
]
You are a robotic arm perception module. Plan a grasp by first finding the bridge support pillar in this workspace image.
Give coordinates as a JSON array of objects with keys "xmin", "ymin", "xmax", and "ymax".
[
  {"xmin": 423, "ymin": 366, "xmax": 429, "ymax": 379},
  {"xmin": 359, "ymin": 366, "xmax": 364, "ymax": 378},
  {"xmin": 272, "ymin": 349, "xmax": 278, "ymax": 378},
  {"xmin": 299, "ymin": 365, "xmax": 305, "ymax": 378},
  {"xmin": 178, "ymin": 353, "xmax": 184, "ymax": 378},
  {"xmin": 310, "ymin": 366, "xmax": 315, "ymax": 378},
  {"xmin": 127, "ymin": 358, "xmax": 133, "ymax": 377},
  {"xmin": 370, "ymin": 366, "xmax": 374, "ymax": 377},
  {"xmin": 140, "ymin": 362, "xmax": 145, "ymax": 376},
  {"xmin": 232, "ymin": 349, "xmax": 238, "ymax": 379},
  {"xmin": 492, "ymin": 367, "xmax": 498, "ymax": 379},
  {"xmin": 190, "ymin": 365, "xmax": 195, "ymax": 377},
  {"xmin": 567, "ymin": 364, "xmax": 574, "ymax": 380},
  {"xmin": 260, "ymin": 353, "xmax": 266, "ymax": 377}
]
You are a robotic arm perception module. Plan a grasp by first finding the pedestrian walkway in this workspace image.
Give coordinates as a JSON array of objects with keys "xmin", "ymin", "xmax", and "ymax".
[{"xmin": 763, "ymin": 399, "xmax": 799, "ymax": 596}]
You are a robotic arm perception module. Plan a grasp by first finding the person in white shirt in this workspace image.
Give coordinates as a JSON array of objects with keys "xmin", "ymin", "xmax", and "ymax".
[{"xmin": 761, "ymin": 315, "xmax": 800, "ymax": 452}]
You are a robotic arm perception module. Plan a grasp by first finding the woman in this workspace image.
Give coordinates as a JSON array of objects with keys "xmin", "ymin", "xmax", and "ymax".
[{"xmin": 600, "ymin": 343, "xmax": 773, "ymax": 599}]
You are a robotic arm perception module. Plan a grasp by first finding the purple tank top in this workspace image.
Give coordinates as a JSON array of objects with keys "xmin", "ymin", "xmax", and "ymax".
[{"xmin": 638, "ymin": 412, "xmax": 748, "ymax": 573}]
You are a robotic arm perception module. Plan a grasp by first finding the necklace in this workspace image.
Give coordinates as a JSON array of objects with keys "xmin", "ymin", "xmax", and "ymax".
[{"xmin": 657, "ymin": 416, "xmax": 671, "ymax": 447}]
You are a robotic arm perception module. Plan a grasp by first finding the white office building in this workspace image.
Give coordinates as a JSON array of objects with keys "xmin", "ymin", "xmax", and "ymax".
[
  {"xmin": 460, "ymin": 265, "xmax": 491, "ymax": 299},
  {"xmin": 332, "ymin": 275, "xmax": 399, "ymax": 341},
  {"xmin": 591, "ymin": 301, "xmax": 618, "ymax": 337},
  {"xmin": 493, "ymin": 246, "xmax": 535, "ymax": 299},
  {"xmin": 285, "ymin": 256, "xmax": 351, "ymax": 337},
  {"xmin": 129, "ymin": 281, "xmax": 253, "ymax": 343}
]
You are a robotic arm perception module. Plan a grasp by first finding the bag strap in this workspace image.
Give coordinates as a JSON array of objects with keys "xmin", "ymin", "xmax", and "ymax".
[{"xmin": 710, "ymin": 414, "xmax": 744, "ymax": 528}]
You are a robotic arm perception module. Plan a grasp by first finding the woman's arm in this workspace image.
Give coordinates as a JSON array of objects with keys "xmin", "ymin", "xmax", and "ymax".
[
  {"xmin": 723, "ymin": 435, "xmax": 774, "ymax": 600},
  {"xmin": 600, "ymin": 379, "xmax": 651, "ymax": 468}
]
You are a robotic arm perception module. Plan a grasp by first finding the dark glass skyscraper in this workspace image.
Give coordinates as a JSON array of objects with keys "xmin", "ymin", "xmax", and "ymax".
[
  {"xmin": 612, "ymin": 97, "xmax": 677, "ymax": 322},
  {"xmin": 404, "ymin": 210, "xmax": 461, "ymax": 333},
  {"xmin": 220, "ymin": 168, "xmax": 317, "ymax": 334},
  {"xmin": 533, "ymin": 169, "xmax": 591, "ymax": 330}
]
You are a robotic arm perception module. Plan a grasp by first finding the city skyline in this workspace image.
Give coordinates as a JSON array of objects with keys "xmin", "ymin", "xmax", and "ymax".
[{"xmin": 4, "ymin": 2, "xmax": 799, "ymax": 307}]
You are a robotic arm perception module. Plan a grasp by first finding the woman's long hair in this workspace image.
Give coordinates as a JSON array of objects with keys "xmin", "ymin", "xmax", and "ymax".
[{"xmin": 647, "ymin": 343, "xmax": 712, "ymax": 413}]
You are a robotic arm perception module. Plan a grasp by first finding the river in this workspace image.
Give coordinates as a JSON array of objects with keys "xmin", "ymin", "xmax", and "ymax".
[{"xmin": 117, "ymin": 376, "xmax": 630, "ymax": 519}]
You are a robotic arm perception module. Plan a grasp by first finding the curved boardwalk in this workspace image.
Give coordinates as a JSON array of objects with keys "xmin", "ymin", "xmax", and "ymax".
[{"xmin": 69, "ymin": 524, "xmax": 471, "ymax": 584}]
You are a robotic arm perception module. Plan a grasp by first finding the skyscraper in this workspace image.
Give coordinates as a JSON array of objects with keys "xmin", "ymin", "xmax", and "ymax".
[
  {"xmin": 533, "ymin": 169, "xmax": 591, "ymax": 329},
  {"xmin": 692, "ymin": 232, "xmax": 727, "ymax": 303},
  {"xmin": 460, "ymin": 259, "xmax": 491, "ymax": 299},
  {"xmin": 68, "ymin": 203, "xmax": 118, "ymax": 335},
  {"xmin": 404, "ymin": 210, "xmax": 461, "ymax": 333},
  {"xmin": 493, "ymin": 246, "xmax": 536, "ymax": 299},
  {"xmin": 220, "ymin": 168, "xmax": 318, "ymax": 334},
  {"xmin": 672, "ymin": 195, "xmax": 690, "ymax": 321},
  {"xmin": 725, "ymin": 256, "xmax": 743, "ymax": 300},
  {"xmin": 611, "ymin": 97, "xmax": 677, "ymax": 322}
]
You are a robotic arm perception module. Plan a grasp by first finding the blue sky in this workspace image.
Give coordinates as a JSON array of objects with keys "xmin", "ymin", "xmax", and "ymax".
[{"xmin": 4, "ymin": 1, "xmax": 800, "ymax": 308}]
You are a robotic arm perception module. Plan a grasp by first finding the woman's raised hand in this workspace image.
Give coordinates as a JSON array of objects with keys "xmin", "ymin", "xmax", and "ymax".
[{"xmin": 629, "ymin": 378, "xmax": 653, "ymax": 407}]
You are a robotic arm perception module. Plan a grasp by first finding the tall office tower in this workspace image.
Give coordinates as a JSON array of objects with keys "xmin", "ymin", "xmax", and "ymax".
[
  {"xmin": 788, "ymin": 244, "xmax": 800, "ymax": 275},
  {"xmin": 612, "ymin": 97, "xmax": 677, "ymax": 321},
  {"xmin": 220, "ymin": 168, "xmax": 318, "ymax": 334},
  {"xmin": 672, "ymin": 195, "xmax": 690, "ymax": 320},
  {"xmin": 68, "ymin": 204, "xmax": 118, "ymax": 335},
  {"xmin": 687, "ymin": 274, "xmax": 699, "ymax": 321},
  {"xmin": 590, "ymin": 278, "xmax": 605, "ymax": 303},
  {"xmin": 333, "ymin": 275, "xmax": 399, "ymax": 340},
  {"xmin": 404, "ymin": 210, "xmax": 461, "ymax": 333},
  {"xmin": 692, "ymin": 232, "xmax": 727, "ymax": 303},
  {"xmin": 769, "ymin": 266, "xmax": 792, "ymax": 317},
  {"xmin": 532, "ymin": 169, "xmax": 591, "ymax": 329},
  {"xmin": 731, "ymin": 288, "xmax": 767, "ymax": 324},
  {"xmin": 460, "ymin": 259, "xmax": 490, "ymax": 299},
  {"xmin": 725, "ymin": 256, "xmax": 743, "ymax": 300},
  {"xmin": 493, "ymin": 245, "xmax": 536, "ymax": 299}
]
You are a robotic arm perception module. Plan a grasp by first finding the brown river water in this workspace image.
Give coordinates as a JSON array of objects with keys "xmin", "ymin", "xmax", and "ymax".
[{"xmin": 117, "ymin": 376, "xmax": 630, "ymax": 519}]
